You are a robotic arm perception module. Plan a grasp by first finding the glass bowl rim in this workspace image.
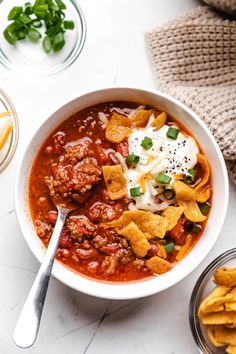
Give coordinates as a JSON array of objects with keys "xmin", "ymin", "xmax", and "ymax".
[
  {"xmin": 0, "ymin": 87, "xmax": 19, "ymax": 174},
  {"xmin": 0, "ymin": 0, "xmax": 87, "ymax": 77},
  {"xmin": 189, "ymin": 247, "xmax": 236, "ymax": 354}
]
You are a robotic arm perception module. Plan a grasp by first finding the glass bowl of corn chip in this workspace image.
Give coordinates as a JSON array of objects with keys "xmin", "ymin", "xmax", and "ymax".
[
  {"xmin": 190, "ymin": 248, "xmax": 236, "ymax": 354},
  {"xmin": 0, "ymin": 88, "xmax": 19, "ymax": 174}
]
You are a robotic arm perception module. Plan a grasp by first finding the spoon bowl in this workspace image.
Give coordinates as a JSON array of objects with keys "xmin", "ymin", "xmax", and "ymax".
[{"xmin": 13, "ymin": 205, "xmax": 71, "ymax": 348}]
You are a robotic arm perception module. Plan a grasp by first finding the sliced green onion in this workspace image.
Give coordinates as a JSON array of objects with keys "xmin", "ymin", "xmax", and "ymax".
[
  {"xmin": 42, "ymin": 35, "xmax": 51, "ymax": 53},
  {"xmin": 198, "ymin": 202, "xmax": 210, "ymax": 215},
  {"xmin": 63, "ymin": 20, "xmax": 75, "ymax": 30},
  {"xmin": 141, "ymin": 136, "xmax": 153, "ymax": 150},
  {"xmin": 34, "ymin": 0, "xmax": 47, "ymax": 6},
  {"xmin": 8, "ymin": 6, "xmax": 23, "ymax": 20},
  {"xmin": 156, "ymin": 173, "xmax": 172, "ymax": 184},
  {"xmin": 166, "ymin": 127, "xmax": 179, "ymax": 140},
  {"xmin": 24, "ymin": 2, "xmax": 33, "ymax": 15},
  {"xmin": 190, "ymin": 223, "xmax": 202, "ymax": 234},
  {"xmin": 165, "ymin": 242, "xmax": 175, "ymax": 253},
  {"xmin": 33, "ymin": 4, "xmax": 49, "ymax": 17},
  {"xmin": 17, "ymin": 14, "xmax": 32, "ymax": 26},
  {"xmin": 27, "ymin": 28, "xmax": 42, "ymax": 41},
  {"xmin": 49, "ymin": 3, "xmax": 59, "ymax": 11},
  {"xmin": 184, "ymin": 168, "xmax": 197, "ymax": 184},
  {"xmin": 32, "ymin": 19, "xmax": 42, "ymax": 28},
  {"xmin": 17, "ymin": 29, "xmax": 27, "ymax": 40},
  {"xmin": 163, "ymin": 188, "xmax": 175, "ymax": 200},
  {"xmin": 46, "ymin": 24, "xmax": 63, "ymax": 37},
  {"xmin": 130, "ymin": 187, "xmax": 142, "ymax": 197},
  {"xmin": 59, "ymin": 11, "xmax": 66, "ymax": 20},
  {"xmin": 52, "ymin": 31, "xmax": 65, "ymax": 52},
  {"xmin": 55, "ymin": 0, "xmax": 66, "ymax": 10},
  {"xmin": 3, "ymin": 27, "xmax": 17, "ymax": 45},
  {"xmin": 126, "ymin": 153, "xmax": 139, "ymax": 167}
]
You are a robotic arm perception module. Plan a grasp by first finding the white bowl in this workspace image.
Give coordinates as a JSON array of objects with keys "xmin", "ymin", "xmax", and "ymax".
[{"xmin": 15, "ymin": 87, "xmax": 229, "ymax": 300}]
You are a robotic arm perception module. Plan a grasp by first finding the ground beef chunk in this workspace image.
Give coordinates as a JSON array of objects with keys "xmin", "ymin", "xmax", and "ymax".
[
  {"xmin": 67, "ymin": 215, "xmax": 96, "ymax": 241},
  {"xmin": 34, "ymin": 219, "xmax": 52, "ymax": 238},
  {"xmin": 64, "ymin": 143, "xmax": 89, "ymax": 164},
  {"xmin": 88, "ymin": 202, "xmax": 123, "ymax": 223},
  {"xmin": 53, "ymin": 132, "xmax": 65, "ymax": 154},
  {"xmin": 93, "ymin": 234, "xmax": 108, "ymax": 248},
  {"xmin": 45, "ymin": 160, "xmax": 102, "ymax": 201},
  {"xmin": 101, "ymin": 249, "xmax": 130, "ymax": 275}
]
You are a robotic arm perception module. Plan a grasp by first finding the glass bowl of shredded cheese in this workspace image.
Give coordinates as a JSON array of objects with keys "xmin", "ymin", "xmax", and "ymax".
[{"xmin": 0, "ymin": 88, "xmax": 19, "ymax": 174}]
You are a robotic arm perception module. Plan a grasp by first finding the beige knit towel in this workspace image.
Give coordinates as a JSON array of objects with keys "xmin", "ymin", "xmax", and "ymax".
[
  {"xmin": 203, "ymin": 0, "xmax": 236, "ymax": 14},
  {"xmin": 145, "ymin": 6, "xmax": 236, "ymax": 185}
]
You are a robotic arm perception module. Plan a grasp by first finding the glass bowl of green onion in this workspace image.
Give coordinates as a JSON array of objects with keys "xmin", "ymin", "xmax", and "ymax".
[{"xmin": 0, "ymin": 0, "xmax": 86, "ymax": 76}]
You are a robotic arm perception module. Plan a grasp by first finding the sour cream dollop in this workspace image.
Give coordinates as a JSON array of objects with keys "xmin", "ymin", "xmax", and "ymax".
[{"xmin": 124, "ymin": 124, "xmax": 199, "ymax": 212}]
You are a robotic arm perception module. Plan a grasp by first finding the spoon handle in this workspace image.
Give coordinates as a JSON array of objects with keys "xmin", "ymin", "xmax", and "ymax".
[{"xmin": 13, "ymin": 207, "xmax": 69, "ymax": 348}]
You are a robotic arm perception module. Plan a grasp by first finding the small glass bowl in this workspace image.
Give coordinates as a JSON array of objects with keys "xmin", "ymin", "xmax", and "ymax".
[
  {"xmin": 0, "ymin": 0, "xmax": 86, "ymax": 76},
  {"xmin": 189, "ymin": 248, "xmax": 236, "ymax": 354},
  {"xmin": 0, "ymin": 88, "xmax": 19, "ymax": 174}
]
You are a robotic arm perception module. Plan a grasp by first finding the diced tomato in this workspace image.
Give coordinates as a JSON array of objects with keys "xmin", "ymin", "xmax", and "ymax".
[
  {"xmin": 116, "ymin": 140, "xmax": 129, "ymax": 157},
  {"xmin": 168, "ymin": 216, "xmax": 187, "ymax": 245},
  {"xmin": 95, "ymin": 145, "xmax": 110, "ymax": 165}
]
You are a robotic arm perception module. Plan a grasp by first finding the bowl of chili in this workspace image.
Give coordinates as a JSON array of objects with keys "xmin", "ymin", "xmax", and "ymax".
[{"xmin": 15, "ymin": 86, "xmax": 229, "ymax": 299}]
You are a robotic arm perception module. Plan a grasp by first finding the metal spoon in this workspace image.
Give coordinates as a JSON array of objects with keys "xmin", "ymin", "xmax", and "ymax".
[{"xmin": 13, "ymin": 205, "xmax": 70, "ymax": 348}]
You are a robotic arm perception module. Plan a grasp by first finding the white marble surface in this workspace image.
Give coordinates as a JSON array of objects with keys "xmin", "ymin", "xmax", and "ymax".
[{"xmin": 0, "ymin": 0, "xmax": 235, "ymax": 353}]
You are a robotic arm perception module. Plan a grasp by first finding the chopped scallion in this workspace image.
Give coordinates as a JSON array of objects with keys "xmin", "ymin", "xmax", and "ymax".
[
  {"xmin": 184, "ymin": 168, "xmax": 197, "ymax": 184},
  {"xmin": 130, "ymin": 187, "xmax": 142, "ymax": 197},
  {"xmin": 8, "ymin": 6, "xmax": 23, "ymax": 20},
  {"xmin": 32, "ymin": 19, "xmax": 42, "ymax": 28},
  {"xmin": 27, "ymin": 28, "xmax": 42, "ymax": 41},
  {"xmin": 63, "ymin": 20, "xmax": 75, "ymax": 30},
  {"xmin": 3, "ymin": 27, "xmax": 17, "ymax": 45},
  {"xmin": 52, "ymin": 31, "xmax": 65, "ymax": 52},
  {"xmin": 33, "ymin": 4, "xmax": 49, "ymax": 17},
  {"xmin": 24, "ymin": 2, "xmax": 33, "ymax": 15},
  {"xmin": 166, "ymin": 127, "xmax": 179, "ymax": 140},
  {"xmin": 126, "ymin": 153, "xmax": 140, "ymax": 167},
  {"xmin": 165, "ymin": 242, "xmax": 175, "ymax": 253},
  {"xmin": 163, "ymin": 188, "xmax": 175, "ymax": 200},
  {"xmin": 42, "ymin": 35, "xmax": 51, "ymax": 53},
  {"xmin": 156, "ymin": 173, "xmax": 172, "ymax": 184},
  {"xmin": 16, "ymin": 14, "xmax": 32, "ymax": 26},
  {"xmin": 141, "ymin": 136, "xmax": 153, "ymax": 150},
  {"xmin": 55, "ymin": 0, "xmax": 66, "ymax": 10},
  {"xmin": 17, "ymin": 29, "xmax": 27, "ymax": 40},
  {"xmin": 198, "ymin": 202, "xmax": 210, "ymax": 215},
  {"xmin": 191, "ymin": 223, "xmax": 202, "ymax": 234}
]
